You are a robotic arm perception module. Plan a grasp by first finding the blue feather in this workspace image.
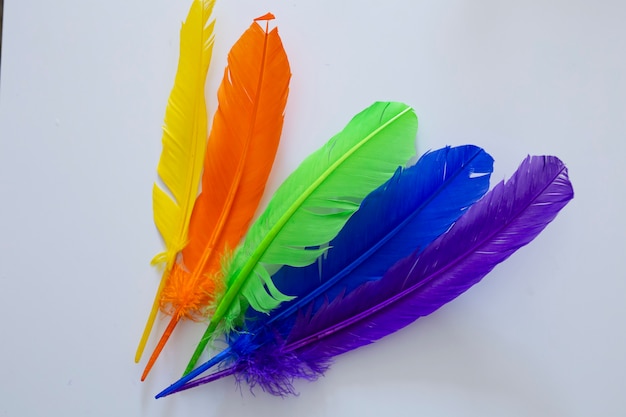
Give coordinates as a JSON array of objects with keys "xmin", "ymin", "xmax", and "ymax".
[{"xmin": 260, "ymin": 144, "xmax": 494, "ymax": 321}]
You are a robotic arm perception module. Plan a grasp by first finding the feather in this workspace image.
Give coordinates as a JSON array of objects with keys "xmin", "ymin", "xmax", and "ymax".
[
  {"xmin": 135, "ymin": 0, "xmax": 215, "ymax": 363},
  {"xmin": 158, "ymin": 154, "xmax": 573, "ymax": 397},
  {"xmin": 183, "ymin": 101, "xmax": 418, "ymax": 374},
  {"xmin": 139, "ymin": 13, "xmax": 291, "ymax": 381}
]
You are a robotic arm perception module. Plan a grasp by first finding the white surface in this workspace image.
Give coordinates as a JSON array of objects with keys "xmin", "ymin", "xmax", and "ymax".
[{"xmin": 1, "ymin": 1, "xmax": 625, "ymax": 416}]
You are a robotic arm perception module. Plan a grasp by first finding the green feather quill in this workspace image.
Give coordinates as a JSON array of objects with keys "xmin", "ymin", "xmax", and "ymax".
[{"xmin": 184, "ymin": 101, "xmax": 418, "ymax": 373}]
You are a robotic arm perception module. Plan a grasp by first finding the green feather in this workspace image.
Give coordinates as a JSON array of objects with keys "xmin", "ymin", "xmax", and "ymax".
[{"xmin": 184, "ymin": 101, "xmax": 418, "ymax": 373}]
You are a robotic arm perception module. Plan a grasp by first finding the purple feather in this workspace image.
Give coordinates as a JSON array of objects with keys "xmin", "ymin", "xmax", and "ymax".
[{"xmin": 160, "ymin": 155, "xmax": 573, "ymax": 396}]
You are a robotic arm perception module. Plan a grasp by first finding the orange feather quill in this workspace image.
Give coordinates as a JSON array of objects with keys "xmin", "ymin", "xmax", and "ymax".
[{"xmin": 141, "ymin": 13, "xmax": 291, "ymax": 380}]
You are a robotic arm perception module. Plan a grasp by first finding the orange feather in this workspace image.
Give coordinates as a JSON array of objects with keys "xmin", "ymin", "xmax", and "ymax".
[{"xmin": 141, "ymin": 14, "xmax": 291, "ymax": 380}]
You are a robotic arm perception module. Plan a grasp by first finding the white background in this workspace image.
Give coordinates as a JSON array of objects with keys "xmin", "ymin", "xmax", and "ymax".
[{"xmin": 1, "ymin": 1, "xmax": 625, "ymax": 416}]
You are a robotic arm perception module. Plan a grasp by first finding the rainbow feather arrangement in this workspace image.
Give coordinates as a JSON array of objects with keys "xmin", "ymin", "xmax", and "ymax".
[
  {"xmin": 136, "ymin": 1, "xmax": 575, "ymax": 398},
  {"xmin": 157, "ymin": 153, "xmax": 573, "ymax": 397}
]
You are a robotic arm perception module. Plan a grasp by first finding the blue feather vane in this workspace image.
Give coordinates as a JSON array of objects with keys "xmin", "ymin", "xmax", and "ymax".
[{"xmin": 156, "ymin": 147, "xmax": 573, "ymax": 397}]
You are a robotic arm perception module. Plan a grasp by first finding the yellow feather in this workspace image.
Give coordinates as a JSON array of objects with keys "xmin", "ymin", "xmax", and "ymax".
[{"xmin": 135, "ymin": 0, "xmax": 216, "ymax": 363}]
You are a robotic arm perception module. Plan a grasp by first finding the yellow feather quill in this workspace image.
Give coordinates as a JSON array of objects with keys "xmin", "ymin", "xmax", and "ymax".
[{"xmin": 135, "ymin": 0, "xmax": 216, "ymax": 363}]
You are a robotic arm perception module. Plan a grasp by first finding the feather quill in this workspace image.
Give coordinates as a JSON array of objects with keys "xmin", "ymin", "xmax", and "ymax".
[
  {"xmin": 183, "ymin": 101, "xmax": 418, "ymax": 374},
  {"xmin": 140, "ymin": 13, "xmax": 291, "ymax": 380},
  {"xmin": 135, "ymin": 0, "xmax": 215, "ymax": 363},
  {"xmin": 159, "ymin": 154, "xmax": 573, "ymax": 396}
]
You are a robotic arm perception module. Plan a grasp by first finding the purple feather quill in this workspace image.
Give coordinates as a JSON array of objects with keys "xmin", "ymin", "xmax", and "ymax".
[{"xmin": 159, "ymin": 154, "xmax": 573, "ymax": 396}]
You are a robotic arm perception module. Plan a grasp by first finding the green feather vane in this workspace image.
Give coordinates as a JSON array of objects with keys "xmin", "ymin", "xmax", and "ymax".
[{"xmin": 184, "ymin": 101, "xmax": 418, "ymax": 374}]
